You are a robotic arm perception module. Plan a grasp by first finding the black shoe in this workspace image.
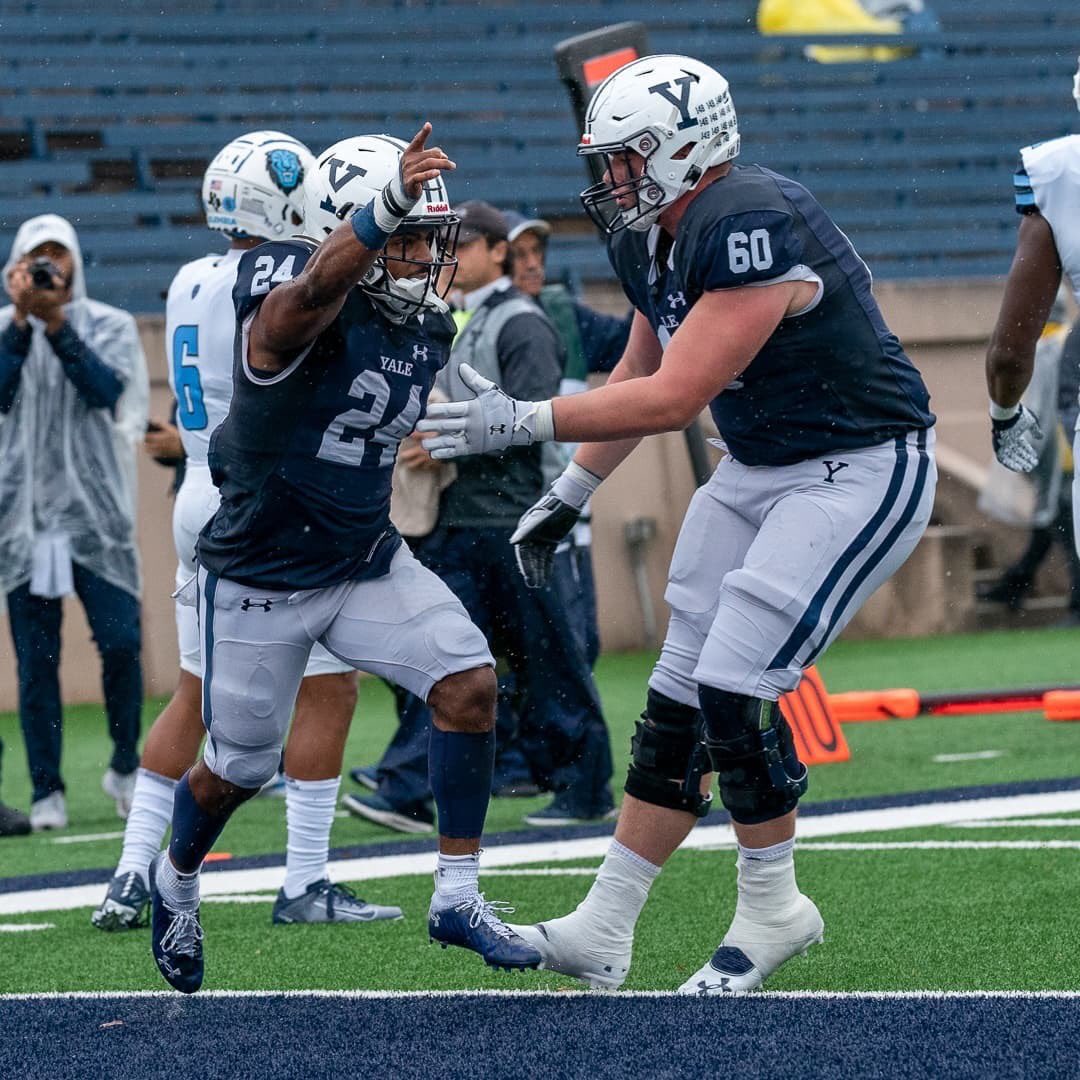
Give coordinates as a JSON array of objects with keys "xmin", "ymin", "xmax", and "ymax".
[
  {"xmin": 348, "ymin": 766, "xmax": 380, "ymax": 792},
  {"xmin": 0, "ymin": 801, "xmax": 30, "ymax": 837},
  {"xmin": 342, "ymin": 793, "xmax": 435, "ymax": 834},
  {"xmin": 978, "ymin": 572, "xmax": 1031, "ymax": 610},
  {"xmin": 492, "ymin": 779, "xmax": 542, "ymax": 799},
  {"xmin": 523, "ymin": 798, "xmax": 618, "ymax": 827}
]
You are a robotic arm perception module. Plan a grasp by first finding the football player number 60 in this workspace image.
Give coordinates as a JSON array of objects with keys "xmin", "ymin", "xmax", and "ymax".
[{"xmin": 727, "ymin": 229, "xmax": 773, "ymax": 274}]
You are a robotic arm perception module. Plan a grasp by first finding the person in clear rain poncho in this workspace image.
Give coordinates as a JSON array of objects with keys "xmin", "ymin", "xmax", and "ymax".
[{"xmin": 0, "ymin": 214, "xmax": 149, "ymax": 832}]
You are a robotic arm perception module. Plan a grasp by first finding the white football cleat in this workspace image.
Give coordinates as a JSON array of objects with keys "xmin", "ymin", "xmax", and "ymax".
[
  {"xmin": 677, "ymin": 893, "xmax": 824, "ymax": 995},
  {"xmin": 509, "ymin": 913, "xmax": 631, "ymax": 990},
  {"xmin": 102, "ymin": 768, "xmax": 137, "ymax": 820}
]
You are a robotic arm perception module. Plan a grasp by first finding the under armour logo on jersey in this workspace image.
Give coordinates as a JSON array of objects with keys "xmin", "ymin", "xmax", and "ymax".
[
  {"xmin": 327, "ymin": 157, "xmax": 367, "ymax": 192},
  {"xmin": 413, "ymin": 344, "xmax": 429, "ymax": 364},
  {"xmin": 240, "ymin": 597, "xmax": 274, "ymax": 612},
  {"xmin": 823, "ymin": 461, "xmax": 849, "ymax": 483},
  {"xmin": 667, "ymin": 292, "xmax": 686, "ymax": 308},
  {"xmin": 647, "ymin": 75, "xmax": 700, "ymax": 132},
  {"xmin": 489, "ymin": 424, "xmax": 507, "ymax": 435}
]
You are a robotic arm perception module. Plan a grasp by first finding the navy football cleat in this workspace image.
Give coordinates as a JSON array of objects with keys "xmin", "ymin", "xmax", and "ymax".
[
  {"xmin": 271, "ymin": 879, "xmax": 403, "ymax": 924},
  {"xmin": 91, "ymin": 870, "xmax": 151, "ymax": 931},
  {"xmin": 148, "ymin": 852, "xmax": 204, "ymax": 994},
  {"xmin": 428, "ymin": 893, "xmax": 543, "ymax": 972}
]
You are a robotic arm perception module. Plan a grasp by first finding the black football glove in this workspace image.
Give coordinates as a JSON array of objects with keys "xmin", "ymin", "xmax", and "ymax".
[
  {"xmin": 510, "ymin": 494, "xmax": 583, "ymax": 589},
  {"xmin": 510, "ymin": 461, "xmax": 603, "ymax": 589}
]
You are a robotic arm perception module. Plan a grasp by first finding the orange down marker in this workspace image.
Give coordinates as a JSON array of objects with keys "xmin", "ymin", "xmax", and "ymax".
[{"xmin": 779, "ymin": 666, "xmax": 851, "ymax": 765}]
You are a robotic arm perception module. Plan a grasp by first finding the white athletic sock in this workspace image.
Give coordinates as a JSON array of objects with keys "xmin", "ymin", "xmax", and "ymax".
[
  {"xmin": 156, "ymin": 852, "xmax": 200, "ymax": 912},
  {"xmin": 432, "ymin": 851, "xmax": 480, "ymax": 907},
  {"xmin": 282, "ymin": 775, "xmax": 341, "ymax": 900},
  {"xmin": 574, "ymin": 840, "xmax": 661, "ymax": 944},
  {"xmin": 733, "ymin": 839, "xmax": 800, "ymax": 924},
  {"xmin": 115, "ymin": 769, "xmax": 177, "ymax": 887}
]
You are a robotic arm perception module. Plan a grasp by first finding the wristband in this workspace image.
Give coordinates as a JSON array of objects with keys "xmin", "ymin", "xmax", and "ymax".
[
  {"xmin": 989, "ymin": 401, "xmax": 1020, "ymax": 421},
  {"xmin": 517, "ymin": 398, "xmax": 555, "ymax": 443},
  {"xmin": 551, "ymin": 460, "xmax": 603, "ymax": 510},
  {"xmin": 351, "ymin": 201, "xmax": 392, "ymax": 251}
]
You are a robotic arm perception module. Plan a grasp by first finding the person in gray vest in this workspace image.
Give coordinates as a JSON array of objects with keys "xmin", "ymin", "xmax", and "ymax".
[{"xmin": 345, "ymin": 201, "xmax": 615, "ymax": 829}]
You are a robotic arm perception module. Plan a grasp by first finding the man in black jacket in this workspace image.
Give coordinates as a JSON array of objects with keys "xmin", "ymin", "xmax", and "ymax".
[{"xmin": 346, "ymin": 202, "xmax": 614, "ymax": 829}]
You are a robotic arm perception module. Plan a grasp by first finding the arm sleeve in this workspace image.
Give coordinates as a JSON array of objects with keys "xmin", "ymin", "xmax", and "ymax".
[
  {"xmin": 45, "ymin": 321, "xmax": 125, "ymax": 411},
  {"xmin": 575, "ymin": 301, "xmax": 632, "ymax": 374},
  {"xmin": 695, "ymin": 209, "xmax": 803, "ymax": 291},
  {"xmin": 0, "ymin": 320, "xmax": 32, "ymax": 414},
  {"xmin": 497, "ymin": 312, "xmax": 565, "ymax": 401},
  {"xmin": 1014, "ymin": 155, "xmax": 1039, "ymax": 216}
]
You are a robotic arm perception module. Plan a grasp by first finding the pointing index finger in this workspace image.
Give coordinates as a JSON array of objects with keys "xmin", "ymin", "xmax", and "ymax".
[{"xmin": 407, "ymin": 122, "xmax": 433, "ymax": 154}]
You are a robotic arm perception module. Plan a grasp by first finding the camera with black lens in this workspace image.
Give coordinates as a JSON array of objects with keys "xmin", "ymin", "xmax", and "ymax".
[{"xmin": 28, "ymin": 257, "xmax": 62, "ymax": 290}]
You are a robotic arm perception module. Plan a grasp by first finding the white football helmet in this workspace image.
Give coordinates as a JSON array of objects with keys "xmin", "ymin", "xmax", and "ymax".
[
  {"xmin": 578, "ymin": 54, "xmax": 740, "ymax": 233},
  {"xmin": 202, "ymin": 131, "xmax": 313, "ymax": 240},
  {"xmin": 302, "ymin": 134, "xmax": 458, "ymax": 322}
]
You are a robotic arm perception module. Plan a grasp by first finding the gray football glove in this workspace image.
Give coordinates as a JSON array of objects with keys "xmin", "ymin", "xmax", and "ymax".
[
  {"xmin": 510, "ymin": 462, "xmax": 602, "ymax": 589},
  {"xmin": 416, "ymin": 363, "xmax": 554, "ymax": 460},
  {"xmin": 991, "ymin": 403, "xmax": 1041, "ymax": 473}
]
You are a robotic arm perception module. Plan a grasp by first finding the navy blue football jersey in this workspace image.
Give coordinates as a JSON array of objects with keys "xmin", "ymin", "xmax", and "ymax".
[
  {"xmin": 197, "ymin": 239, "xmax": 455, "ymax": 590},
  {"xmin": 607, "ymin": 164, "xmax": 934, "ymax": 466}
]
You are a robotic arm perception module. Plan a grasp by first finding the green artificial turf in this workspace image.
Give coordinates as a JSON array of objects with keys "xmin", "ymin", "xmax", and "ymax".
[
  {"xmin": 1, "ymin": 629, "xmax": 1079, "ymax": 879},
  {"xmin": 2, "ymin": 836, "xmax": 1078, "ymax": 994}
]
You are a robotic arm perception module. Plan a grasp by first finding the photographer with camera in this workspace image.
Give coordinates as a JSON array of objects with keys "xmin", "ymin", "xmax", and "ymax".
[{"xmin": 0, "ymin": 214, "xmax": 148, "ymax": 831}]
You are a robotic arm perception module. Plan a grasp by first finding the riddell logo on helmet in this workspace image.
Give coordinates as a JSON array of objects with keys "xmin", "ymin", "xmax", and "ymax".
[{"xmin": 425, "ymin": 203, "xmax": 450, "ymax": 213}]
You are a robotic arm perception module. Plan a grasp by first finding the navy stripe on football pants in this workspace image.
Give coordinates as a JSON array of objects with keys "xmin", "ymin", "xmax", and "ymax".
[{"xmin": 767, "ymin": 431, "xmax": 919, "ymax": 672}]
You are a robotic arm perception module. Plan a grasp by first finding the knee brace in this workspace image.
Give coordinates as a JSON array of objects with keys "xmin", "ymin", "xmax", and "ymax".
[
  {"xmin": 624, "ymin": 688, "xmax": 711, "ymax": 818},
  {"xmin": 699, "ymin": 686, "xmax": 807, "ymax": 825}
]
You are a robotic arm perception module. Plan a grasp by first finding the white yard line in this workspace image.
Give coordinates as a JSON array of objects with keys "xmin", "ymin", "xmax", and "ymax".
[
  {"xmin": 0, "ymin": 922, "xmax": 54, "ymax": 932},
  {"xmin": 933, "ymin": 751, "xmax": 1004, "ymax": 763},
  {"xmin": 2, "ymin": 989, "xmax": 1080, "ymax": 1001},
  {"xmin": 798, "ymin": 840, "xmax": 1080, "ymax": 851},
  {"xmin": 50, "ymin": 831, "xmax": 125, "ymax": 845},
  {"xmin": 5, "ymin": 789, "xmax": 1080, "ymax": 917},
  {"xmin": 954, "ymin": 817, "xmax": 1080, "ymax": 828}
]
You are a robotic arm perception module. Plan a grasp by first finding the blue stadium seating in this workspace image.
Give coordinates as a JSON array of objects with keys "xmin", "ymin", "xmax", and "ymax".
[{"xmin": 0, "ymin": 0, "xmax": 1076, "ymax": 311}]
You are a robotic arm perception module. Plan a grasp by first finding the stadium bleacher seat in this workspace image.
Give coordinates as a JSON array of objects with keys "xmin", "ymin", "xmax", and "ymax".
[{"xmin": 0, "ymin": 0, "xmax": 1076, "ymax": 311}]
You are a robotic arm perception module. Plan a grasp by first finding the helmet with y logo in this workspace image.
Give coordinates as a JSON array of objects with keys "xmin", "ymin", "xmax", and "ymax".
[
  {"xmin": 300, "ymin": 134, "xmax": 459, "ymax": 323},
  {"xmin": 578, "ymin": 54, "xmax": 739, "ymax": 234}
]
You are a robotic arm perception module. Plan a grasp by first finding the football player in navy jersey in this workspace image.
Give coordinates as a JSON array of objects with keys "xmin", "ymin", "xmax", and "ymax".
[
  {"xmin": 419, "ymin": 56, "xmax": 937, "ymax": 994},
  {"xmin": 148, "ymin": 124, "xmax": 541, "ymax": 994}
]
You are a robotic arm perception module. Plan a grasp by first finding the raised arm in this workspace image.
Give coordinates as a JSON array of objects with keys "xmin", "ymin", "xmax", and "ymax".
[{"xmin": 248, "ymin": 123, "xmax": 455, "ymax": 374}]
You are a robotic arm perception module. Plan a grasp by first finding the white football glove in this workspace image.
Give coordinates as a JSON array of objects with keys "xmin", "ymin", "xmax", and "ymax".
[
  {"xmin": 990, "ymin": 402, "xmax": 1041, "ymax": 473},
  {"xmin": 415, "ymin": 363, "xmax": 554, "ymax": 460},
  {"xmin": 510, "ymin": 462, "xmax": 602, "ymax": 588}
]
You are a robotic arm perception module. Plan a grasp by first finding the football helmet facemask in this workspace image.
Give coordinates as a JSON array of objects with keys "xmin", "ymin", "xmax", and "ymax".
[
  {"xmin": 202, "ymin": 131, "xmax": 313, "ymax": 240},
  {"xmin": 578, "ymin": 54, "xmax": 740, "ymax": 234},
  {"xmin": 301, "ymin": 134, "xmax": 458, "ymax": 323},
  {"xmin": 1073, "ymin": 53, "xmax": 1080, "ymax": 113}
]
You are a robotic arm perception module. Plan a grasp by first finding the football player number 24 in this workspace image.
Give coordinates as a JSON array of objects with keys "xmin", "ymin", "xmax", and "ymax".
[{"xmin": 172, "ymin": 325, "xmax": 208, "ymax": 430}]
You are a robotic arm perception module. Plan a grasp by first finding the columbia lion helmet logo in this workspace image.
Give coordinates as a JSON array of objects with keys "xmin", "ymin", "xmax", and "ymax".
[{"xmin": 266, "ymin": 149, "xmax": 304, "ymax": 194}]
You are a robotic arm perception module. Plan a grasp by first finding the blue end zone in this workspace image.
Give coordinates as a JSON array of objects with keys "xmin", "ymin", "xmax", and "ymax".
[{"xmin": 1, "ymin": 994, "xmax": 1077, "ymax": 1079}]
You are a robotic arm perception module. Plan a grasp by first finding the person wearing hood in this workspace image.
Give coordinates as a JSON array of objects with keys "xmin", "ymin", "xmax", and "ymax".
[{"xmin": 0, "ymin": 214, "xmax": 149, "ymax": 832}]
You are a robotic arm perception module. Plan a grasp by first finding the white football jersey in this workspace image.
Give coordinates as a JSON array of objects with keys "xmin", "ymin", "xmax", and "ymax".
[
  {"xmin": 1020, "ymin": 135, "xmax": 1080, "ymax": 304},
  {"xmin": 164, "ymin": 247, "xmax": 244, "ymax": 464}
]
